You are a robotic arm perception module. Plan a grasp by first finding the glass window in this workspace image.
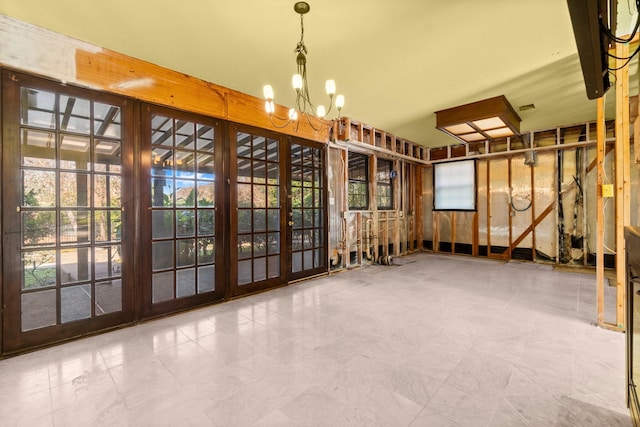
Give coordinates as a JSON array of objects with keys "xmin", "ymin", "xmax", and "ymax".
[{"xmin": 348, "ymin": 153, "xmax": 369, "ymax": 210}]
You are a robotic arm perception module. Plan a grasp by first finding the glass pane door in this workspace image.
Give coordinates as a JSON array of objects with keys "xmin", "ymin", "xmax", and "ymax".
[
  {"xmin": 289, "ymin": 141, "xmax": 327, "ymax": 280},
  {"xmin": 230, "ymin": 127, "xmax": 284, "ymax": 297},
  {"xmin": 2, "ymin": 71, "xmax": 134, "ymax": 353},
  {"xmin": 141, "ymin": 106, "xmax": 223, "ymax": 317}
]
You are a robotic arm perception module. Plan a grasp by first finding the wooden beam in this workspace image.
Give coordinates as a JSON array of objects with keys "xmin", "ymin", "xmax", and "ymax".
[
  {"xmin": 614, "ymin": 41, "xmax": 630, "ymax": 331},
  {"xmin": 530, "ymin": 157, "xmax": 537, "ymax": 261},
  {"xmin": 416, "ymin": 166, "xmax": 424, "ymax": 250},
  {"xmin": 596, "ymin": 97, "xmax": 606, "ymax": 326},
  {"xmin": 509, "ymin": 203, "xmax": 555, "ymax": 252}
]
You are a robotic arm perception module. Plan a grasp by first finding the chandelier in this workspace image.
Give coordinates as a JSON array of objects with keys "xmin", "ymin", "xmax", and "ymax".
[{"xmin": 263, "ymin": 2, "xmax": 345, "ymax": 131}]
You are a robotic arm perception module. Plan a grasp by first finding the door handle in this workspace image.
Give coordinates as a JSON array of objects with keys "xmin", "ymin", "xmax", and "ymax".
[{"xmin": 288, "ymin": 221, "xmax": 294, "ymax": 226}]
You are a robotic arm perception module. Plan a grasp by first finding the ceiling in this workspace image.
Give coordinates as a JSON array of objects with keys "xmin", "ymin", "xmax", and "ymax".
[{"xmin": 0, "ymin": 0, "xmax": 638, "ymax": 147}]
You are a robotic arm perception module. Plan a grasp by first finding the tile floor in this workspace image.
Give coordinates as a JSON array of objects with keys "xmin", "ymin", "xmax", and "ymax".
[{"xmin": 0, "ymin": 253, "xmax": 631, "ymax": 426}]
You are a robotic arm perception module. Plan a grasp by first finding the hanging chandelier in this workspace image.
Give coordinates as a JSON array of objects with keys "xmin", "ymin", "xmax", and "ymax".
[{"xmin": 263, "ymin": 2, "xmax": 344, "ymax": 131}]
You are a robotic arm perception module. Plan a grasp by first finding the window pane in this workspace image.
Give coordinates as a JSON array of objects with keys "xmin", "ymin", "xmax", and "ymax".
[
  {"xmin": 151, "ymin": 116, "xmax": 174, "ymax": 147},
  {"xmin": 153, "ymin": 271, "xmax": 174, "ymax": 303},
  {"xmin": 22, "ymin": 211, "xmax": 56, "ymax": 247},
  {"xmin": 238, "ymin": 260, "xmax": 252, "ymax": 285},
  {"xmin": 60, "ymin": 247, "xmax": 92, "ymax": 284},
  {"xmin": 60, "ymin": 135, "xmax": 91, "ymax": 170},
  {"xmin": 94, "ymin": 103, "xmax": 121, "ymax": 138},
  {"xmin": 151, "ymin": 178, "xmax": 173, "ymax": 207},
  {"xmin": 59, "ymin": 95, "xmax": 91, "ymax": 134},
  {"xmin": 152, "ymin": 210, "xmax": 174, "ymax": 239},
  {"xmin": 22, "ymin": 129, "xmax": 56, "ymax": 167},
  {"xmin": 253, "ymin": 257, "xmax": 266, "ymax": 282},
  {"xmin": 60, "ymin": 172, "xmax": 91, "ymax": 207},
  {"xmin": 254, "ymin": 234, "xmax": 267, "ymax": 257},
  {"xmin": 197, "ymin": 181, "xmax": 214, "ymax": 207},
  {"xmin": 21, "ymin": 88, "xmax": 55, "ymax": 129},
  {"xmin": 61, "ymin": 284, "xmax": 92, "ymax": 323},
  {"xmin": 95, "ymin": 279, "xmax": 122, "ymax": 315},
  {"xmin": 176, "ymin": 210, "xmax": 195, "ymax": 237},
  {"xmin": 22, "ymin": 250, "xmax": 56, "ymax": 289},
  {"xmin": 176, "ymin": 239, "xmax": 195, "ymax": 267},
  {"xmin": 22, "ymin": 290, "xmax": 56, "ymax": 331},
  {"xmin": 175, "ymin": 180, "xmax": 196, "ymax": 207},
  {"xmin": 175, "ymin": 121, "xmax": 195, "ymax": 149},
  {"xmin": 197, "ymin": 210, "xmax": 215, "ymax": 236},
  {"xmin": 238, "ymin": 210, "xmax": 252, "ymax": 234},
  {"xmin": 93, "ymin": 210, "xmax": 121, "ymax": 243},
  {"xmin": 197, "ymin": 265, "xmax": 215, "ymax": 293},
  {"xmin": 196, "ymin": 124, "xmax": 214, "ymax": 151},
  {"xmin": 94, "ymin": 174, "xmax": 121, "ymax": 207},
  {"xmin": 23, "ymin": 170, "xmax": 56, "ymax": 207},
  {"xmin": 95, "ymin": 245, "xmax": 121, "ymax": 280},
  {"xmin": 152, "ymin": 241, "xmax": 174, "ymax": 271},
  {"xmin": 60, "ymin": 210, "xmax": 91, "ymax": 244},
  {"xmin": 198, "ymin": 238, "xmax": 215, "ymax": 264},
  {"xmin": 176, "ymin": 268, "xmax": 196, "ymax": 298},
  {"xmin": 94, "ymin": 140, "xmax": 121, "ymax": 173}
]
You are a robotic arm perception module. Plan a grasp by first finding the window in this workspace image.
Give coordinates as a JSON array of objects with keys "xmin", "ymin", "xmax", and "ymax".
[
  {"xmin": 433, "ymin": 159, "xmax": 476, "ymax": 211},
  {"xmin": 376, "ymin": 159, "xmax": 394, "ymax": 210},
  {"xmin": 348, "ymin": 153, "xmax": 369, "ymax": 210}
]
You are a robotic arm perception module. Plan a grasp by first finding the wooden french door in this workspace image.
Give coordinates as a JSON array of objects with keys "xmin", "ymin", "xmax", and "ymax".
[
  {"xmin": 229, "ymin": 125, "xmax": 328, "ymax": 298},
  {"xmin": 2, "ymin": 71, "xmax": 135, "ymax": 353},
  {"xmin": 140, "ymin": 105, "xmax": 225, "ymax": 317},
  {"xmin": 230, "ymin": 125, "xmax": 285, "ymax": 297},
  {"xmin": 288, "ymin": 139, "xmax": 328, "ymax": 280}
]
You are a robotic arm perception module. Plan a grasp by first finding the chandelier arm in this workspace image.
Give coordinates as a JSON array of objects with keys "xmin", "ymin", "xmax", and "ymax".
[
  {"xmin": 267, "ymin": 114, "xmax": 294, "ymax": 129},
  {"xmin": 324, "ymin": 95, "xmax": 335, "ymax": 117},
  {"xmin": 303, "ymin": 113, "xmax": 324, "ymax": 132}
]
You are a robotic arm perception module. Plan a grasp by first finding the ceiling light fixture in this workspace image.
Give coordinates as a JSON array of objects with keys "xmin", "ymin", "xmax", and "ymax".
[
  {"xmin": 435, "ymin": 95, "xmax": 521, "ymax": 143},
  {"xmin": 263, "ymin": 2, "xmax": 344, "ymax": 131}
]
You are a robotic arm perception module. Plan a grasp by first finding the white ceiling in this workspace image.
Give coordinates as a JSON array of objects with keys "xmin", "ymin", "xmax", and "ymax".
[{"xmin": 0, "ymin": 0, "xmax": 637, "ymax": 147}]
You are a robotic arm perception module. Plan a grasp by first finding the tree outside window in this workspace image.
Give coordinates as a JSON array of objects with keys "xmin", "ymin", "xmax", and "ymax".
[{"xmin": 348, "ymin": 153, "xmax": 369, "ymax": 210}]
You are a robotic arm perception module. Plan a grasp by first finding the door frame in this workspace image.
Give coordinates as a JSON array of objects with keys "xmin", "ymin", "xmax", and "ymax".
[{"xmin": 1, "ymin": 70, "xmax": 136, "ymax": 353}]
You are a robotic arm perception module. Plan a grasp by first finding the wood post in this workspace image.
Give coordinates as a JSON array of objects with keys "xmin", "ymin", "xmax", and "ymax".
[
  {"xmin": 596, "ymin": 96, "xmax": 608, "ymax": 328},
  {"xmin": 614, "ymin": 42, "xmax": 630, "ymax": 331}
]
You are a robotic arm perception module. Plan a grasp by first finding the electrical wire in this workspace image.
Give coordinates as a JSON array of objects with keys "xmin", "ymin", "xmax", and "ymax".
[{"xmin": 601, "ymin": 0, "xmax": 640, "ymax": 44}]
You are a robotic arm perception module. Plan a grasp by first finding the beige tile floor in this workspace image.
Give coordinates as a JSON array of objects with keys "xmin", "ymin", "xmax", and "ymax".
[{"xmin": 0, "ymin": 253, "xmax": 631, "ymax": 426}]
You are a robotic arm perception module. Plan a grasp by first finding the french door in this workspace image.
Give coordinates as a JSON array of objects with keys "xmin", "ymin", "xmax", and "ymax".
[
  {"xmin": 229, "ymin": 125, "xmax": 328, "ymax": 297},
  {"xmin": 2, "ymin": 71, "xmax": 135, "ymax": 353},
  {"xmin": 140, "ymin": 105, "xmax": 225, "ymax": 317},
  {"xmin": 1, "ymin": 71, "xmax": 328, "ymax": 353},
  {"xmin": 288, "ymin": 140, "xmax": 327, "ymax": 281}
]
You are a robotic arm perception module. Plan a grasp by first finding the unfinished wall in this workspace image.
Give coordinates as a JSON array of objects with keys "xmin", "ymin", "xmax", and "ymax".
[{"xmin": 421, "ymin": 121, "xmax": 637, "ymax": 269}]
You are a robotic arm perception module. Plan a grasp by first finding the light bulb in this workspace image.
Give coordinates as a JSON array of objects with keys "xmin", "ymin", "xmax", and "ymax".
[
  {"xmin": 317, "ymin": 105, "xmax": 326, "ymax": 117},
  {"xmin": 263, "ymin": 84, "xmax": 274, "ymax": 100},
  {"xmin": 292, "ymin": 74, "xmax": 303, "ymax": 91},
  {"xmin": 335, "ymin": 94, "xmax": 345, "ymax": 109},
  {"xmin": 325, "ymin": 80, "xmax": 336, "ymax": 96},
  {"xmin": 265, "ymin": 100, "xmax": 275, "ymax": 114},
  {"xmin": 288, "ymin": 109, "xmax": 298, "ymax": 120}
]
